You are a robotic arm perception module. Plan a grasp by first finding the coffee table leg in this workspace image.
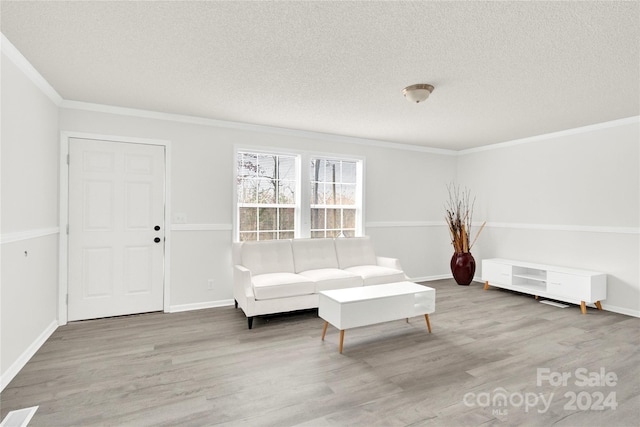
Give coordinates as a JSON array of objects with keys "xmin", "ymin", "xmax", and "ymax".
[
  {"xmin": 424, "ymin": 314, "xmax": 432, "ymax": 333},
  {"xmin": 321, "ymin": 321, "xmax": 329, "ymax": 341},
  {"xmin": 339, "ymin": 330, "xmax": 345, "ymax": 353}
]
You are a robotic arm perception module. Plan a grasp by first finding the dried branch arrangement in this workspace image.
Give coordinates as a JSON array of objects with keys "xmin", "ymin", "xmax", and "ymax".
[{"xmin": 445, "ymin": 183, "xmax": 486, "ymax": 253}]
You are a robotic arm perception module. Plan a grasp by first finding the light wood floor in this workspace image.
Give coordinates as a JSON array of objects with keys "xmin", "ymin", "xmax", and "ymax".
[{"xmin": 2, "ymin": 279, "xmax": 639, "ymax": 426}]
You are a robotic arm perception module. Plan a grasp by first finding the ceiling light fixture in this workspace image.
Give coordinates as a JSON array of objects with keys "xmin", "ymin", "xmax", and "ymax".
[{"xmin": 403, "ymin": 84, "xmax": 434, "ymax": 103}]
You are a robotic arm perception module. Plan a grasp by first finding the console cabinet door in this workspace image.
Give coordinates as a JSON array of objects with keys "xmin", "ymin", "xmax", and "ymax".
[
  {"xmin": 547, "ymin": 272, "xmax": 588, "ymax": 300},
  {"xmin": 482, "ymin": 261, "xmax": 512, "ymax": 285}
]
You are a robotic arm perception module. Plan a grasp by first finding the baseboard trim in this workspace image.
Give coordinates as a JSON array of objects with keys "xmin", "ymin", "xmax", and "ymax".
[
  {"xmin": 411, "ymin": 274, "xmax": 453, "ymax": 282},
  {"xmin": 600, "ymin": 303, "xmax": 640, "ymax": 318},
  {"xmin": 139, "ymin": 281, "xmax": 640, "ymax": 319},
  {"xmin": 0, "ymin": 406, "xmax": 39, "ymax": 427},
  {"xmin": 477, "ymin": 279, "xmax": 640, "ymax": 318},
  {"xmin": 1, "ymin": 320, "xmax": 58, "ymax": 392},
  {"xmin": 168, "ymin": 299, "xmax": 235, "ymax": 313}
]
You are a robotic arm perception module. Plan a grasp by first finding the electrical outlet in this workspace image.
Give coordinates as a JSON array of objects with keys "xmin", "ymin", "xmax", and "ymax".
[
  {"xmin": 174, "ymin": 213, "xmax": 187, "ymax": 224},
  {"xmin": 207, "ymin": 279, "xmax": 215, "ymax": 290}
]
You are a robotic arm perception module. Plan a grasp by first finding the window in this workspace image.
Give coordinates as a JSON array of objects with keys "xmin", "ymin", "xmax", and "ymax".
[
  {"xmin": 235, "ymin": 150, "xmax": 363, "ymax": 241},
  {"xmin": 310, "ymin": 158, "xmax": 358, "ymax": 238},
  {"xmin": 236, "ymin": 152, "xmax": 297, "ymax": 241}
]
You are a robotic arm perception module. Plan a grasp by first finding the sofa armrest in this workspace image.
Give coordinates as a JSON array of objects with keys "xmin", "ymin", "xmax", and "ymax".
[
  {"xmin": 233, "ymin": 264, "xmax": 255, "ymax": 310},
  {"xmin": 377, "ymin": 256, "xmax": 405, "ymax": 273}
]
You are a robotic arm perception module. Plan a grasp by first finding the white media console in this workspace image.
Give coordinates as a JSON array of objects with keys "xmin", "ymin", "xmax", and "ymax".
[{"xmin": 481, "ymin": 258, "xmax": 607, "ymax": 314}]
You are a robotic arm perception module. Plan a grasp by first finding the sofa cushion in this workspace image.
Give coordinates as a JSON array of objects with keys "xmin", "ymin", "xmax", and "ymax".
[
  {"xmin": 242, "ymin": 240, "xmax": 295, "ymax": 276},
  {"xmin": 299, "ymin": 268, "xmax": 363, "ymax": 292},
  {"xmin": 292, "ymin": 238, "xmax": 339, "ymax": 273},
  {"xmin": 334, "ymin": 236, "xmax": 377, "ymax": 269},
  {"xmin": 252, "ymin": 273, "xmax": 315, "ymax": 300},
  {"xmin": 344, "ymin": 265, "xmax": 406, "ymax": 286}
]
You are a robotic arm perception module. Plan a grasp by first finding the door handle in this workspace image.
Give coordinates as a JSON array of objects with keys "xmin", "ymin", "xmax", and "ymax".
[
  {"xmin": 154, "ymin": 225, "xmax": 161, "ymax": 231},
  {"xmin": 154, "ymin": 237, "xmax": 161, "ymax": 243}
]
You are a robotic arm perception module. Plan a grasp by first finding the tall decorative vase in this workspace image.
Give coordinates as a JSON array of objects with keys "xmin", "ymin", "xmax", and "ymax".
[{"xmin": 450, "ymin": 252, "xmax": 476, "ymax": 286}]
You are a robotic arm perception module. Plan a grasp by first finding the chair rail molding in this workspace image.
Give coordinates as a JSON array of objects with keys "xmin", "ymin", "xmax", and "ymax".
[
  {"xmin": 170, "ymin": 223, "xmax": 233, "ymax": 231},
  {"xmin": 483, "ymin": 222, "xmax": 639, "ymax": 235},
  {"xmin": 365, "ymin": 221, "xmax": 638, "ymax": 235},
  {"xmin": 0, "ymin": 227, "xmax": 60, "ymax": 244},
  {"xmin": 366, "ymin": 221, "xmax": 444, "ymax": 228}
]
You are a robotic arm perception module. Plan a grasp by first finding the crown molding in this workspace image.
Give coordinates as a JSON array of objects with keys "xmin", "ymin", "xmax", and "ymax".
[
  {"xmin": 1, "ymin": 33, "xmax": 62, "ymax": 106},
  {"xmin": 56, "ymin": 101, "xmax": 640, "ymax": 157},
  {"xmin": 60, "ymin": 99, "xmax": 458, "ymax": 156},
  {"xmin": 458, "ymin": 116, "xmax": 640, "ymax": 155}
]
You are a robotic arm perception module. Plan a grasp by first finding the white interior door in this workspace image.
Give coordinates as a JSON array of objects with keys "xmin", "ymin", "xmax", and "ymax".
[{"xmin": 68, "ymin": 138, "xmax": 165, "ymax": 321}]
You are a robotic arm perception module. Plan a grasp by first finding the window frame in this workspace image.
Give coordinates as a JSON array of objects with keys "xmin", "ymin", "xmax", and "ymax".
[
  {"xmin": 233, "ymin": 146, "xmax": 364, "ymax": 241},
  {"xmin": 307, "ymin": 156, "xmax": 363, "ymax": 238}
]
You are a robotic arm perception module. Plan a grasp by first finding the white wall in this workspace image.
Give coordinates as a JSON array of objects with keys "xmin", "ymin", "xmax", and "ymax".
[
  {"xmin": 58, "ymin": 107, "xmax": 458, "ymax": 310},
  {"xmin": 1, "ymin": 52, "xmax": 60, "ymax": 388},
  {"xmin": 364, "ymin": 146, "xmax": 457, "ymax": 279},
  {"xmin": 457, "ymin": 120, "xmax": 640, "ymax": 315}
]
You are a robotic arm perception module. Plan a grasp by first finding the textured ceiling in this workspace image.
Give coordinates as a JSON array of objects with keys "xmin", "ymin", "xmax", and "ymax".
[{"xmin": 1, "ymin": 1, "xmax": 639, "ymax": 150}]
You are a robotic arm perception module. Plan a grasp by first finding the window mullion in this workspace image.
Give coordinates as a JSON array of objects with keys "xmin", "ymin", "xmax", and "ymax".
[{"xmin": 298, "ymin": 153, "xmax": 310, "ymax": 238}]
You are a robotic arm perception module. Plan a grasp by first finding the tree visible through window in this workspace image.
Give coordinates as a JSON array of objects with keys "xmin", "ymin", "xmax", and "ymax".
[
  {"xmin": 236, "ymin": 150, "xmax": 362, "ymax": 241},
  {"xmin": 236, "ymin": 152, "xmax": 296, "ymax": 241},
  {"xmin": 310, "ymin": 158, "xmax": 357, "ymax": 238}
]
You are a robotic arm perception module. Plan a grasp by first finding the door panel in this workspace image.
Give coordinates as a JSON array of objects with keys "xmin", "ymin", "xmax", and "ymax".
[
  {"xmin": 68, "ymin": 138, "xmax": 165, "ymax": 321},
  {"xmin": 82, "ymin": 247, "xmax": 113, "ymax": 298},
  {"xmin": 84, "ymin": 180, "xmax": 114, "ymax": 229},
  {"xmin": 123, "ymin": 245, "xmax": 152, "ymax": 294}
]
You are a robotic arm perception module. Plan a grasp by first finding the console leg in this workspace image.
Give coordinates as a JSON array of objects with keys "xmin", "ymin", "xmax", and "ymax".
[
  {"xmin": 595, "ymin": 301, "xmax": 603, "ymax": 310},
  {"xmin": 339, "ymin": 330, "xmax": 345, "ymax": 354},
  {"xmin": 234, "ymin": 299, "xmax": 238, "ymax": 309},
  {"xmin": 321, "ymin": 321, "xmax": 329, "ymax": 341},
  {"xmin": 424, "ymin": 314, "xmax": 432, "ymax": 333},
  {"xmin": 483, "ymin": 281, "xmax": 490, "ymax": 290},
  {"xmin": 248, "ymin": 317, "xmax": 254, "ymax": 329},
  {"xmin": 580, "ymin": 301, "xmax": 587, "ymax": 315}
]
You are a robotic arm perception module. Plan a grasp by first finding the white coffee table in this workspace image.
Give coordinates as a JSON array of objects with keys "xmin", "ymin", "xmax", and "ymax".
[{"xmin": 319, "ymin": 281, "xmax": 435, "ymax": 353}]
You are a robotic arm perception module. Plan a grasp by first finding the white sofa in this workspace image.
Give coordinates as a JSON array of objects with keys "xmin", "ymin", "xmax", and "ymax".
[{"xmin": 232, "ymin": 236, "xmax": 407, "ymax": 328}]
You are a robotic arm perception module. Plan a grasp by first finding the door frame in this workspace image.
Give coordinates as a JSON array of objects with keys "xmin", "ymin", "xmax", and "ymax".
[{"xmin": 59, "ymin": 131, "xmax": 172, "ymax": 325}]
